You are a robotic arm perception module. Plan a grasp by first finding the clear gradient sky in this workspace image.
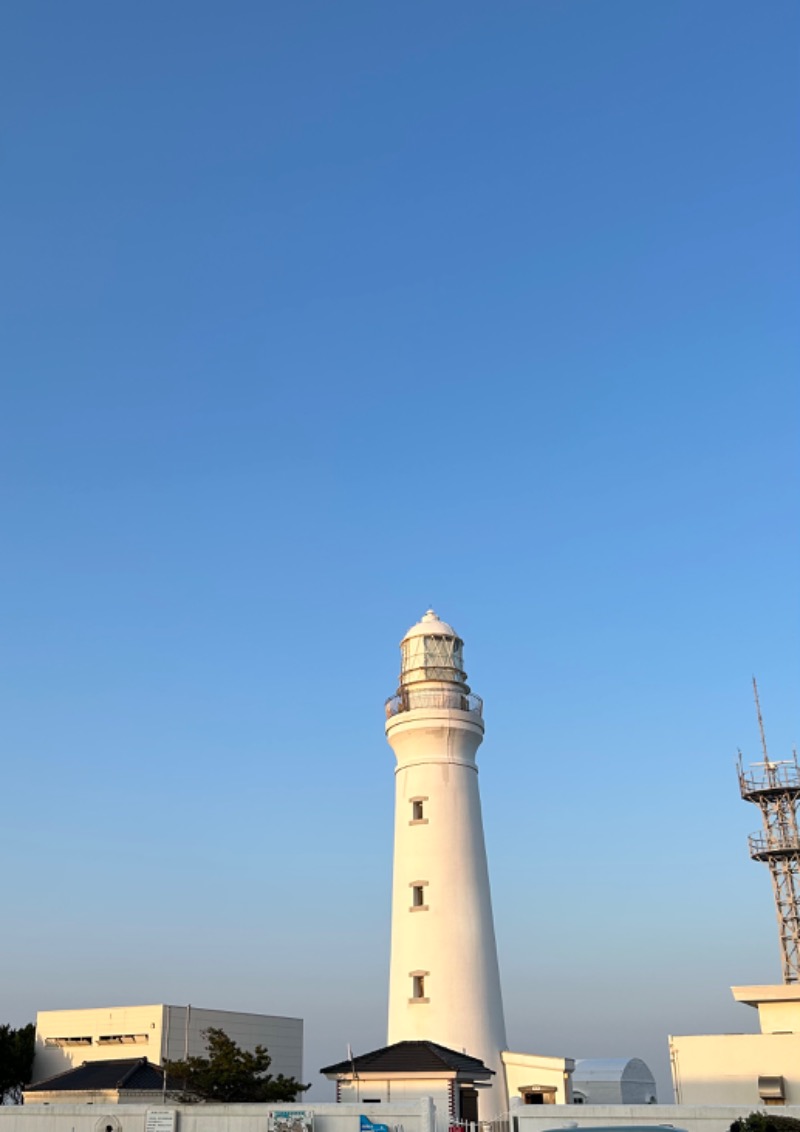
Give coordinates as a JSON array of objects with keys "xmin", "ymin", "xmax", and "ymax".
[{"xmin": 1, "ymin": 0, "xmax": 798, "ymax": 1104}]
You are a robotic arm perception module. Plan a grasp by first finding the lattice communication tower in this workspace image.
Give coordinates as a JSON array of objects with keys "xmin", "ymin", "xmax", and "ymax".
[{"xmin": 738, "ymin": 679, "xmax": 800, "ymax": 983}]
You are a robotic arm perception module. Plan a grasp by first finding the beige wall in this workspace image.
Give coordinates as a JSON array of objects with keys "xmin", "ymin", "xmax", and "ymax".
[
  {"xmin": 756, "ymin": 1000, "xmax": 800, "ymax": 1034},
  {"xmin": 513, "ymin": 1103, "xmax": 800, "ymax": 1132},
  {"xmin": 21, "ymin": 1089, "xmax": 166, "ymax": 1107},
  {"xmin": 34, "ymin": 1006, "xmax": 166, "ymax": 1082},
  {"xmin": 33, "ymin": 1005, "xmax": 303, "ymax": 1086},
  {"xmin": 670, "ymin": 1032, "xmax": 800, "ymax": 1105},
  {"xmin": 503, "ymin": 1051, "xmax": 573, "ymax": 1104},
  {"xmin": 731, "ymin": 986, "xmax": 800, "ymax": 1035}
]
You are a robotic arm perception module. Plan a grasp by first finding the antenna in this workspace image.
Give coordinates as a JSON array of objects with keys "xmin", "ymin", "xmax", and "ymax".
[
  {"xmin": 753, "ymin": 677, "xmax": 769, "ymax": 762},
  {"xmin": 738, "ymin": 682, "xmax": 800, "ymax": 983}
]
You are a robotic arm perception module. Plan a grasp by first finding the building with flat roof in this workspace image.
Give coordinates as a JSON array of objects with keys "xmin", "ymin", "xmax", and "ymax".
[
  {"xmin": 32, "ymin": 1004, "xmax": 303, "ymax": 1086},
  {"xmin": 670, "ymin": 985, "xmax": 800, "ymax": 1105}
]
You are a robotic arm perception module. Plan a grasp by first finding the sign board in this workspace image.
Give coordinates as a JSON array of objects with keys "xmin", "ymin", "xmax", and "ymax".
[
  {"xmin": 361, "ymin": 1116, "xmax": 390, "ymax": 1132},
  {"xmin": 145, "ymin": 1110, "xmax": 177, "ymax": 1132},
  {"xmin": 268, "ymin": 1111, "xmax": 314, "ymax": 1132}
]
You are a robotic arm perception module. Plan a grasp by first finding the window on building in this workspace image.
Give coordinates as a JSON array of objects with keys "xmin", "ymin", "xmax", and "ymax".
[{"xmin": 413, "ymin": 974, "xmax": 425, "ymax": 999}]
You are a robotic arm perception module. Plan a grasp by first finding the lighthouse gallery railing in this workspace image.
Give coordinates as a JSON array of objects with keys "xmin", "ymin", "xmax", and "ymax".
[{"xmin": 385, "ymin": 690, "xmax": 484, "ymax": 720}]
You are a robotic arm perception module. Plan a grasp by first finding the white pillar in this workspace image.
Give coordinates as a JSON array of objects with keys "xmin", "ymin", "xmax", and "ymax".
[{"xmin": 386, "ymin": 610, "xmax": 508, "ymax": 1119}]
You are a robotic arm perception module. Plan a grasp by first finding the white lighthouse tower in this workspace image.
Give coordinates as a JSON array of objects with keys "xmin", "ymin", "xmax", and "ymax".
[{"xmin": 385, "ymin": 610, "xmax": 508, "ymax": 1118}]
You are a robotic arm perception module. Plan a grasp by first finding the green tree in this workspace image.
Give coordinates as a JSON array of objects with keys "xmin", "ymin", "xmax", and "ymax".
[
  {"xmin": 731, "ymin": 1115, "xmax": 800, "ymax": 1132},
  {"xmin": 0, "ymin": 1023, "xmax": 35, "ymax": 1104},
  {"xmin": 165, "ymin": 1027, "xmax": 309, "ymax": 1103}
]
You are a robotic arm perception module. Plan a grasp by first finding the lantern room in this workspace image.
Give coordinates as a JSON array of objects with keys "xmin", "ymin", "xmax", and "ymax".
[{"xmin": 399, "ymin": 609, "xmax": 468, "ymax": 688}]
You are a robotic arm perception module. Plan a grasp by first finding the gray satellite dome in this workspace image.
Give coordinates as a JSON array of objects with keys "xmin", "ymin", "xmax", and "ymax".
[{"xmin": 572, "ymin": 1058, "xmax": 657, "ymax": 1105}]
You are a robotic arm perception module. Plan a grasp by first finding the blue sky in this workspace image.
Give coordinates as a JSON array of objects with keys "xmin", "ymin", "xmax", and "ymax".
[{"xmin": 1, "ymin": 0, "xmax": 797, "ymax": 1103}]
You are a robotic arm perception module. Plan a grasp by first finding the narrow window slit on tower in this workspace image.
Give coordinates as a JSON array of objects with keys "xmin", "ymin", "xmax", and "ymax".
[
  {"xmin": 410, "ymin": 971, "xmax": 429, "ymax": 1002},
  {"xmin": 410, "ymin": 797, "xmax": 428, "ymax": 824},
  {"xmin": 409, "ymin": 879, "xmax": 428, "ymax": 911}
]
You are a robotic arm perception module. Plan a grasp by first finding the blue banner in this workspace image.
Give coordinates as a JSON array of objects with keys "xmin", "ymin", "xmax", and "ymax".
[{"xmin": 361, "ymin": 1115, "xmax": 389, "ymax": 1132}]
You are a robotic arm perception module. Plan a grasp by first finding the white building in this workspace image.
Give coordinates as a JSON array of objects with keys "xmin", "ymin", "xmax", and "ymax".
[
  {"xmin": 321, "ymin": 1039, "xmax": 495, "ymax": 1124},
  {"xmin": 671, "ymin": 984, "xmax": 800, "ymax": 1105},
  {"xmin": 32, "ymin": 1004, "xmax": 303, "ymax": 1086}
]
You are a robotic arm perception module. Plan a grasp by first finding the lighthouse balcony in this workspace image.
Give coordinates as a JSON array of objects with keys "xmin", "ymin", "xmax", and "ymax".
[
  {"xmin": 748, "ymin": 832, "xmax": 800, "ymax": 860},
  {"xmin": 385, "ymin": 690, "xmax": 483, "ymax": 720},
  {"xmin": 739, "ymin": 762, "xmax": 800, "ymax": 800}
]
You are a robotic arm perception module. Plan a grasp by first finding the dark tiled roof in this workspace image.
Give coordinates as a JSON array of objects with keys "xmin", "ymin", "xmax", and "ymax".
[
  {"xmin": 320, "ymin": 1040, "xmax": 493, "ymax": 1077},
  {"xmin": 26, "ymin": 1058, "xmax": 167, "ymax": 1092}
]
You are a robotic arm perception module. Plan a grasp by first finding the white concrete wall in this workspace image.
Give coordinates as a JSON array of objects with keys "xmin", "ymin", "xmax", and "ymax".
[
  {"xmin": 670, "ymin": 1031, "xmax": 800, "ymax": 1105},
  {"xmin": 512, "ymin": 1103, "xmax": 800, "ymax": 1132},
  {"xmin": 0, "ymin": 1100, "xmax": 434, "ymax": 1132},
  {"xmin": 338, "ymin": 1078, "xmax": 452, "ymax": 1119},
  {"xmin": 9, "ymin": 1099, "xmax": 797, "ymax": 1132}
]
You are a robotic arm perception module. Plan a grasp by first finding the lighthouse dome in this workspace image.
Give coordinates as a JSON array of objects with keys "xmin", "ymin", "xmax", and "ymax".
[
  {"xmin": 399, "ymin": 609, "xmax": 467, "ymax": 687},
  {"xmin": 401, "ymin": 608, "xmax": 459, "ymax": 642}
]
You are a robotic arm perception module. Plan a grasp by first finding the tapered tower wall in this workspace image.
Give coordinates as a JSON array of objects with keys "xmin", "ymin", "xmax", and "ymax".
[{"xmin": 385, "ymin": 611, "xmax": 508, "ymax": 1119}]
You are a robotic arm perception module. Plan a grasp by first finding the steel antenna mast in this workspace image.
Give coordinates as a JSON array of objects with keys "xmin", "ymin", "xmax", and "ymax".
[{"xmin": 738, "ymin": 680, "xmax": 800, "ymax": 983}]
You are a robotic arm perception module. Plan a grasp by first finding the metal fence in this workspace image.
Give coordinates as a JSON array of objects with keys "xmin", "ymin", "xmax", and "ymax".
[{"xmin": 443, "ymin": 1120, "xmax": 510, "ymax": 1132}]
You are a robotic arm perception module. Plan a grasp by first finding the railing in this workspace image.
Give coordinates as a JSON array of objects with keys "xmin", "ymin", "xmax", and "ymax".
[
  {"xmin": 739, "ymin": 762, "xmax": 800, "ymax": 795},
  {"xmin": 445, "ymin": 1120, "xmax": 509, "ymax": 1132},
  {"xmin": 385, "ymin": 690, "xmax": 484, "ymax": 720},
  {"xmin": 749, "ymin": 831, "xmax": 800, "ymax": 858}
]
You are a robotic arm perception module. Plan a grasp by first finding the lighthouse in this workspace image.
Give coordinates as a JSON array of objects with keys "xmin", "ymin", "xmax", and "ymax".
[{"xmin": 385, "ymin": 610, "xmax": 508, "ymax": 1118}]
